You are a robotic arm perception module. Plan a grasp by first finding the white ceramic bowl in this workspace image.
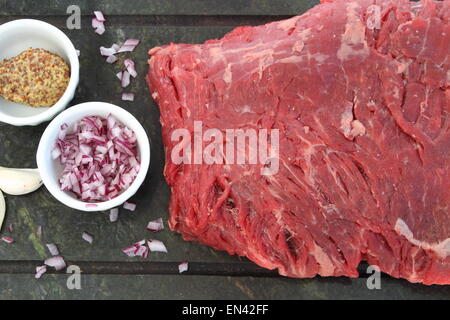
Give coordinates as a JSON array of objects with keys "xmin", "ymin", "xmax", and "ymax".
[
  {"xmin": 0, "ymin": 19, "xmax": 79, "ymax": 126},
  {"xmin": 36, "ymin": 102, "xmax": 151, "ymax": 212}
]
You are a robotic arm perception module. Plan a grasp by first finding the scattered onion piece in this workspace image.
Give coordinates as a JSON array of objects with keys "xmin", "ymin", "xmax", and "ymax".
[
  {"xmin": 82, "ymin": 232, "xmax": 94, "ymax": 244},
  {"xmin": 124, "ymin": 59, "xmax": 137, "ymax": 78},
  {"xmin": 75, "ymin": 50, "xmax": 80, "ymax": 57},
  {"xmin": 147, "ymin": 239, "xmax": 168, "ymax": 253},
  {"xmin": 121, "ymin": 70, "xmax": 131, "ymax": 88},
  {"xmin": 95, "ymin": 24, "xmax": 106, "ymax": 35},
  {"xmin": 123, "ymin": 39, "xmax": 140, "ymax": 46},
  {"xmin": 100, "ymin": 45, "xmax": 117, "ymax": 57},
  {"xmin": 92, "ymin": 18, "xmax": 105, "ymax": 35},
  {"xmin": 117, "ymin": 45, "xmax": 135, "ymax": 53},
  {"xmin": 122, "ymin": 93, "xmax": 134, "ymax": 101},
  {"xmin": 178, "ymin": 262, "xmax": 189, "ymax": 274},
  {"xmin": 112, "ymin": 44, "xmax": 120, "ymax": 51},
  {"xmin": 94, "ymin": 11, "xmax": 106, "ymax": 22},
  {"xmin": 35, "ymin": 265, "xmax": 47, "ymax": 279},
  {"xmin": 123, "ymin": 202, "xmax": 136, "ymax": 211},
  {"xmin": 122, "ymin": 240, "xmax": 148, "ymax": 258},
  {"xmin": 46, "ymin": 243, "xmax": 59, "ymax": 256},
  {"xmin": 110, "ymin": 208, "xmax": 119, "ymax": 222},
  {"xmin": 1, "ymin": 236, "xmax": 13, "ymax": 244},
  {"xmin": 44, "ymin": 256, "xmax": 66, "ymax": 271},
  {"xmin": 117, "ymin": 39, "xmax": 140, "ymax": 53},
  {"xmin": 146, "ymin": 218, "xmax": 164, "ymax": 232},
  {"xmin": 8, "ymin": 223, "xmax": 13, "ymax": 233},
  {"xmin": 106, "ymin": 55, "xmax": 118, "ymax": 64}
]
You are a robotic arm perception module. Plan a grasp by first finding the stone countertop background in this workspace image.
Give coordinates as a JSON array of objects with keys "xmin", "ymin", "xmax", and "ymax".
[{"xmin": 0, "ymin": 0, "xmax": 448, "ymax": 299}]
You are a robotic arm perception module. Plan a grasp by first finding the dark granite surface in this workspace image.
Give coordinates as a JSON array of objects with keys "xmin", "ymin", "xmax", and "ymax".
[{"xmin": 0, "ymin": 0, "xmax": 448, "ymax": 299}]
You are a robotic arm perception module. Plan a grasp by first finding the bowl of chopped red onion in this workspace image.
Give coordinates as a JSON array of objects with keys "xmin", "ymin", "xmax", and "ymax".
[{"xmin": 36, "ymin": 102, "xmax": 150, "ymax": 212}]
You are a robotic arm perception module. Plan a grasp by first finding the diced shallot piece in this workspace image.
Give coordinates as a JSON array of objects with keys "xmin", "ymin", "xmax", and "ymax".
[
  {"xmin": 1, "ymin": 236, "xmax": 13, "ymax": 244},
  {"xmin": 146, "ymin": 218, "xmax": 164, "ymax": 232},
  {"xmin": 44, "ymin": 256, "xmax": 66, "ymax": 271},
  {"xmin": 46, "ymin": 243, "xmax": 59, "ymax": 256},
  {"xmin": 100, "ymin": 45, "xmax": 117, "ymax": 57},
  {"xmin": 109, "ymin": 208, "xmax": 119, "ymax": 222},
  {"xmin": 147, "ymin": 239, "xmax": 168, "ymax": 253},
  {"xmin": 123, "ymin": 39, "xmax": 140, "ymax": 46},
  {"xmin": 117, "ymin": 39, "xmax": 140, "ymax": 53},
  {"xmin": 122, "ymin": 93, "xmax": 134, "ymax": 101},
  {"xmin": 124, "ymin": 59, "xmax": 137, "ymax": 78},
  {"xmin": 121, "ymin": 70, "xmax": 131, "ymax": 88},
  {"xmin": 82, "ymin": 232, "xmax": 93, "ymax": 244},
  {"xmin": 92, "ymin": 18, "xmax": 105, "ymax": 35},
  {"xmin": 123, "ymin": 202, "xmax": 136, "ymax": 211},
  {"xmin": 106, "ymin": 55, "xmax": 118, "ymax": 64},
  {"xmin": 93, "ymin": 11, "xmax": 105, "ymax": 22},
  {"xmin": 178, "ymin": 262, "xmax": 189, "ymax": 274},
  {"xmin": 35, "ymin": 265, "xmax": 47, "ymax": 279},
  {"xmin": 122, "ymin": 240, "xmax": 147, "ymax": 258}
]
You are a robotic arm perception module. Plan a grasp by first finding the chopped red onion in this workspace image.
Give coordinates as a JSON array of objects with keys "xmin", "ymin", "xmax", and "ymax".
[
  {"xmin": 95, "ymin": 24, "xmax": 106, "ymax": 35},
  {"xmin": 92, "ymin": 18, "xmax": 105, "ymax": 35},
  {"xmin": 123, "ymin": 202, "xmax": 136, "ymax": 211},
  {"xmin": 110, "ymin": 208, "xmax": 119, "ymax": 222},
  {"xmin": 82, "ymin": 232, "xmax": 93, "ymax": 244},
  {"xmin": 51, "ymin": 146, "xmax": 62, "ymax": 160},
  {"xmin": 53, "ymin": 115, "xmax": 140, "ymax": 202},
  {"xmin": 146, "ymin": 218, "xmax": 164, "ymax": 232},
  {"xmin": 147, "ymin": 239, "xmax": 168, "ymax": 253},
  {"xmin": 117, "ymin": 45, "xmax": 135, "ymax": 53},
  {"xmin": 1, "ymin": 236, "xmax": 13, "ymax": 244},
  {"xmin": 117, "ymin": 39, "xmax": 140, "ymax": 53},
  {"xmin": 7, "ymin": 223, "xmax": 13, "ymax": 233},
  {"xmin": 100, "ymin": 45, "xmax": 117, "ymax": 57},
  {"xmin": 106, "ymin": 55, "xmax": 118, "ymax": 64},
  {"xmin": 178, "ymin": 262, "xmax": 189, "ymax": 274},
  {"xmin": 123, "ymin": 39, "xmax": 140, "ymax": 46},
  {"xmin": 94, "ymin": 11, "xmax": 106, "ymax": 22},
  {"xmin": 124, "ymin": 59, "xmax": 137, "ymax": 78},
  {"xmin": 116, "ymin": 71, "xmax": 123, "ymax": 80},
  {"xmin": 44, "ymin": 256, "xmax": 66, "ymax": 271},
  {"xmin": 35, "ymin": 265, "xmax": 47, "ymax": 279},
  {"xmin": 122, "ymin": 93, "xmax": 134, "ymax": 101},
  {"xmin": 121, "ymin": 70, "xmax": 131, "ymax": 88},
  {"xmin": 112, "ymin": 43, "xmax": 120, "ymax": 51},
  {"xmin": 92, "ymin": 17, "xmax": 102, "ymax": 29},
  {"xmin": 122, "ymin": 240, "xmax": 148, "ymax": 258},
  {"xmin": 46, "ymin": 243, "xmax": 59, "ymax": 256}
]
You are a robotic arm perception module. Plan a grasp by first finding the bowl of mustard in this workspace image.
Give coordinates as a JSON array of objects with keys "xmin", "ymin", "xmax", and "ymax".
[{"xmin": 0, "ymin": 19, "xmax": 79, "ymax": 126}]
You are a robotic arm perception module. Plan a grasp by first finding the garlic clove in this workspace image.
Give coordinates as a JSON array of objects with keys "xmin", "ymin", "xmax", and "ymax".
[
  {"xmin": 0, "ymin": 166, "xmax": 43, "ymax": 195},
  {"xmin": 0, "ymin": 190, "xmax": 5, "ymax": 231}
]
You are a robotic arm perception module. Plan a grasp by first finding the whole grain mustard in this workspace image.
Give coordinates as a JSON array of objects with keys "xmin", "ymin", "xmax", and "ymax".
[{"xmin": 0, "ymin": 48, "xmax": 70, "ymax": 107}]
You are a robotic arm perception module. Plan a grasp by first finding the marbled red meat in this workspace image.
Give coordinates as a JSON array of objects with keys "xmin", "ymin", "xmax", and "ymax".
[{"xmin": 147, "ymin": 0, "xmax": 450, "ymax": 284}]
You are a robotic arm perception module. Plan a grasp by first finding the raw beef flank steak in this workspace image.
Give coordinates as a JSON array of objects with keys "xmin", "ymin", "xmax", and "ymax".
[{"xmin": 147, "ymin": 0, "xmax": 450, "ymax": 285}]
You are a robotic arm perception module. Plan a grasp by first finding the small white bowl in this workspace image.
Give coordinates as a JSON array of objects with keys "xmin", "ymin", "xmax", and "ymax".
[
  {"xmin": 0, "ymin": 19, "xmax": 79, "ymax": 126},
  {"xmin": 36, "ymin": 102, "xmax": 151, "ymax": 212}
]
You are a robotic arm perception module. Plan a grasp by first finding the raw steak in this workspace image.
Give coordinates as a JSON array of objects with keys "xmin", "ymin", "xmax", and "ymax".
[{"xmin": 147, "ymin": 0, "xmax": 450, "ymax": 285}]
